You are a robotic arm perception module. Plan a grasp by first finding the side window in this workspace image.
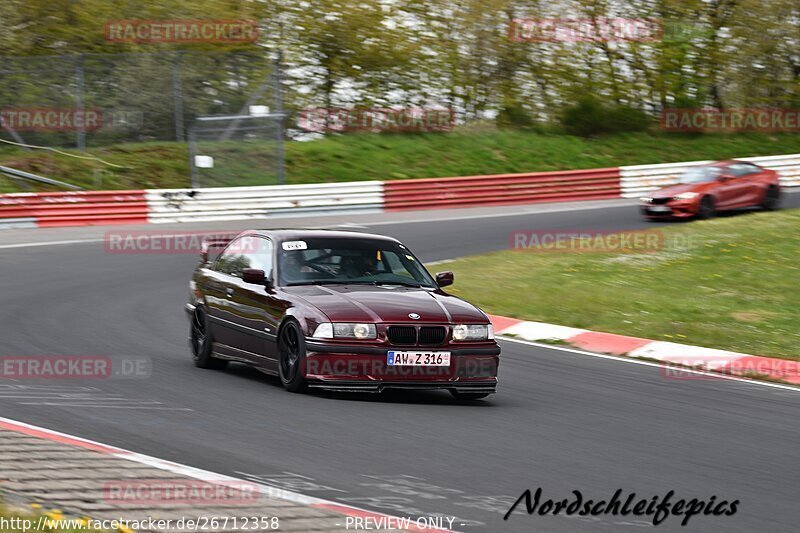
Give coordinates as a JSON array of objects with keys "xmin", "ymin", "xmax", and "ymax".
[
  {"xmin": 728, "ymin": 163, "xmax": 753, "ymax": 178},
  {"xmin": 245, "ymin": 237, "xmax": 273, "ymax": 277},
  {"xmin": 214, "ymin": 236, "xmax": 273, "ymax": 278},
  {"xmin": 742, "ymin": 163, "xmax": 761, "ymax": 175}
]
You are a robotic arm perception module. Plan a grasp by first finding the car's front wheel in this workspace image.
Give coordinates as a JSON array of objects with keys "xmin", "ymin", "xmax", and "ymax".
[
  {"xmin": 696, "ymin": 196, "xmax": 716, "ymax": 220},
  {"xmin": 278, "ymin": 320, "xmax": 308, "ymax": 393},
  {"xmin": 190, "ymin": 306, "xmax": 228, "ymax": 370},
  {"xmin": 760, "ymin": 186, "xmax": 781, "ymax": 211}
]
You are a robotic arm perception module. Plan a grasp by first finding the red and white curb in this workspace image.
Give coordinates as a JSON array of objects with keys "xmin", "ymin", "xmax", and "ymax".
[
  {"xmin": 489, "ymin": 315, "xmax": 800, "ymax": 385},
  {"xmin": 0, "ymin": 416, "xmax": 455, "ymax": 533}
]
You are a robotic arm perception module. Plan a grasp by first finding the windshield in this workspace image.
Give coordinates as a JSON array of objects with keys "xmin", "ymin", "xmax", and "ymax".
[
  {"xmin": 678, "ymin": 166, "xmax": 722, "ymax": 184},
  {"xmin": 278, "ymin": 238, "xmax": 436, "ymax": 288}
]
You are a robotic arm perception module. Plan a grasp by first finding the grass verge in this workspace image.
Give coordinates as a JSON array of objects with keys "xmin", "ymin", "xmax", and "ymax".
[
  {"xmin": 2, "ymin": 129, "xmax": 800, "ymax": 192},
  {"xmin": 440, "ymin": 209, "xmax": 800, "ymax": 360}
]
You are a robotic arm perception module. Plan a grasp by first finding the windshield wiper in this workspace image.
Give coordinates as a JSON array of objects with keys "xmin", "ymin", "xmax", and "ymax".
[
  {"xmin": 285, "ymin": 280, "xmax": 363, "ymax": 286},
  {"xmin": 370, "ymin": 280, "xmax": 424, "ymax": 288},
  {"xmin": 286, "ymin": 280, "xmax": 427, "ymax": 288}
]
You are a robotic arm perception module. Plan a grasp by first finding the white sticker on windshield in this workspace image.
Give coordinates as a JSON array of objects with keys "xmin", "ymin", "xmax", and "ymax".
[{"xmin": 282, "ymin": 241, "xmax": 308, "ymax": 251}]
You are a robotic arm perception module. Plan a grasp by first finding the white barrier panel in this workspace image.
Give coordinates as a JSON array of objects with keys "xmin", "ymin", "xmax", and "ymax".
[
  {"xmin": 146, "ymin": 181, "xmax": 384, "ymax": 223},
  {"xmin": 620, "ymin": 154, "xmax": 800, "ymax": 198}
]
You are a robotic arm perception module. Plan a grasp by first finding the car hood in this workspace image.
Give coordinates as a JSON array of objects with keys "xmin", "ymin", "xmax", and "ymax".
[
  {"xmin": 285, "ymin": 284, "xmax": 489, "ymax": 324},
  {"xmin": 652, "ymin": 182, "xmax": 713, "ymax": 198}
]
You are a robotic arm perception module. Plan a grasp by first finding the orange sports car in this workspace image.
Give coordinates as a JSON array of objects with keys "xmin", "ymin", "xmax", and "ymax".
[{"xmin": 640, "ymin": 161, "xmax": 781, "ymax": 220}]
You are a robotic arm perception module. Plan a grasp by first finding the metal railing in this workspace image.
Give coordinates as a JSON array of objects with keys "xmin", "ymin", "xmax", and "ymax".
[{"xmin": 0, "ymin": 166, "xmax": 83, "ymax": 190}]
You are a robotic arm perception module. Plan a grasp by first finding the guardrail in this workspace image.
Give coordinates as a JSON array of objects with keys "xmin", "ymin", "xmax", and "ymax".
[
  {"xmin": 0, "ymin": 166, "xmax": 83, "ymax": 191},
  {"xmin": 620, "ymin": 153, "xmax": 800, "ymax": 198},
  {"xmin": 0, "ymin": 190, "xmax": 148, "ymax": 228},
  {"xmin": 384, "ymin": 168, "xmax": 621, "ymax": 210},
  {"xmin": 146, "ymin": 182, "xmax": 384, "ymax": 223}
]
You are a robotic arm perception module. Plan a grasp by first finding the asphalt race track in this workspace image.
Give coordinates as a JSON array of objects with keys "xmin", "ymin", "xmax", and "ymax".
[{"xmin": 1, "ymin": 197, "xmax": 799, "ymax": 532}]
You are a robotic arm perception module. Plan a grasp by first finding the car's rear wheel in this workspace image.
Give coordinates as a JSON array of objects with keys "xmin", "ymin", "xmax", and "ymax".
[
  {"xmin": 450, "ymin": 391, "xmax": 490, "ymax": 401},
  {"xmin": 697, "ymin": 196, "xmax": 715, "ymax": 220},
  {"xmin": 278, "ymin": 320, "xmax": 308, "ymax": 393},
  {"xmin": 760, "ymin": 186, "xmax": 781, "ymax": 211},
  {"xmin": 190, "ymin": 306, "xmax": 228, "ymax": 370}
]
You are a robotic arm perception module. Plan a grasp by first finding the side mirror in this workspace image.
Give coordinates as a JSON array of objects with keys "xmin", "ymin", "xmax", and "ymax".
[
  {"xmin": 435, "ymin": 271, "xmax": 454, "ymax": 288},
  {"xmin": 719, "ymin": 173, "xmax": 734, "ymax": 182},
  {"xmin": 242, "ymin": 268, "xmax": 266, "ymax": 285}
]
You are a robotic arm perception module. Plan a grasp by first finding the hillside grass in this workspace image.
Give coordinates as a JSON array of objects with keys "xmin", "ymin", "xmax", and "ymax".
[{"xmin": 2, "ymin": 129, "xmax": 800, "ymax": 192}]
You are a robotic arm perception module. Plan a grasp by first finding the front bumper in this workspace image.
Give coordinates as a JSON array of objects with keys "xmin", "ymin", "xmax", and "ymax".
[
  {"xmin": 303, "ymin": 340, "xmax": 500, "ymax": 393},
  {"xmin": 641, "ymin": 200, "xmax": 697, "ymax": 218}
]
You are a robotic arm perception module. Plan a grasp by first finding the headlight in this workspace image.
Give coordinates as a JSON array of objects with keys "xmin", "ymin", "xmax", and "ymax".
[
  {"xmin": 640, "ymin": 197, "xmax": 653, "ymax": 203},
  {"xmin": 312, "ymin": 323, "xmax": 333, "ymax": 339},
  {"xmin": 673, "ymin": 192, "xmax": 699, "ymax": 200},
  {"xmin": 453, "ymin": 324, "xmax": 492, "ymax": 341},
  {"xmin": 333, "ymin": 323, "xmax": 377, "ymax": 339}
]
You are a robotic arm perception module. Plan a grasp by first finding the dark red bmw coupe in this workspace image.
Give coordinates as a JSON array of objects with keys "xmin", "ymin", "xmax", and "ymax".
[
  {"xmin": 640, "ymin": 160, "xmax": 781, "ymax": 220},
  {"xmin": 185, "ymin": 230, "xmax": 500, "ymax": 399}
]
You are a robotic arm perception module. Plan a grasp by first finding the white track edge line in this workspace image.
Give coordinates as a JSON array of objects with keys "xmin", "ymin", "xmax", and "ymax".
[{"xmin": 497, "ymin": 337, "xmax": 800, "ymax": 393}]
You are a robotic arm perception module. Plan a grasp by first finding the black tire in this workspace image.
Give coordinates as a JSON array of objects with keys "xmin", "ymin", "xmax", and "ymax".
[
  {"xmin": 760, "ymin": 186, "xmax": 781, "ymax": 211},
  {"xmin": 190, "ymin": 306, "xmax": 228, "ymax": 370},
  {"xmin": 278, "ymin": 320, "xmax": 308, "ymax": 393},
  {"xmin": 696, "ymin": 196, "xmax": 715, "ymax": 220},
  {"xmin": 450, "ymin": 391, "xmax": 490, "ymax": 401}
]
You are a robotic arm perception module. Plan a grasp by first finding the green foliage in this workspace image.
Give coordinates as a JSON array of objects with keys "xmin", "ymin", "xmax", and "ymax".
[
  {"xmin": 561, "ymin": 98, "xmax": 651, "ymax": 136},
  {"xmin": 496, "ymin": 102, "xmax": 535, "ymax": 129}
]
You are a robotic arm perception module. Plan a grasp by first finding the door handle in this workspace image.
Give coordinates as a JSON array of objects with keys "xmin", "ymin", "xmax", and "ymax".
[{"xmin": 226, "ymin": 287, "xmax": 235, "ymax": 297}]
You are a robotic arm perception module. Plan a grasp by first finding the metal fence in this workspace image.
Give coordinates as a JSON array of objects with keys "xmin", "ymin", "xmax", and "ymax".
[
  {"xmin": 0, "ymin": 50, "xmax": 283, "ymax": 183},
  {"xmin": 188, "ymin": 113, "xmax": 285, "ymax": 188}
]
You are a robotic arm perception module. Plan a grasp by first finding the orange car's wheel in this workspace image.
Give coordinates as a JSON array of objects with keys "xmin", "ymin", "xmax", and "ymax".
[
  {"xmin": 760, "ymin": 186, "xmax": 781, "ymax": 211},
  {"xmin": 697, "ymin": 196, "xmax": 715, "ymax": 220}
]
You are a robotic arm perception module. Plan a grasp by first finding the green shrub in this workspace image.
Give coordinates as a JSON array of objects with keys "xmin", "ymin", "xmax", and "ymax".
[{"xmin": 562, "ymin": 97, "xmax": 651, "ymax": 136}]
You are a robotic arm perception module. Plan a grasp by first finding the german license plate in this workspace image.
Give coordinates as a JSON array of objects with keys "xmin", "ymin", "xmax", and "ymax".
[
  {"xmin": 648, "ymin": 206, "xmax": 671, "ymax": 213},
  {"xmin": 387, "ymin": 351, "xmax": 451, "ymax": 366}
]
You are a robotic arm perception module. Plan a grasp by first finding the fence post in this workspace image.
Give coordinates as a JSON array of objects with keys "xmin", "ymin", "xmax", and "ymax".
[
  {"xmin": 188, "ymin": 126, "xmax": 198, "ymax": 188},
  {"xmin": 173, "ymin": 51, "xmax": 185, "ymax": 142},
  {"xmin": 274, "ymin": 50, "xmax": 286, "ymax": 185},
  {"xmin": 75, "ymin": 54, "xmax": 86, "ymax": 151}
]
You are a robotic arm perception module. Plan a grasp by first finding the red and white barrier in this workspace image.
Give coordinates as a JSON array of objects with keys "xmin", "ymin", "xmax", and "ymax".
[
  {"xmin": 0, "ymin": 190, "xmax": 148, "ymax": 228},
  {"xmin": 489, "ymin": 314, "xmax": 800, "ymax": 385},
  {"xmin": 384, "ymin": 168, "xmax": 622, "ymax": 210},
  {"xmin": 1, "ymin": 153, "xmax": 798, "ymax": 229}
]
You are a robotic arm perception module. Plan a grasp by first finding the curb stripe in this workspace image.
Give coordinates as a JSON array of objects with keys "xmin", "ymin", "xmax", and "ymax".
[
  {"xmin": 0, "ymin": 416, "xmax": 458, "ymax": 532},
  {"xmin": 489, "ymin": 314, "xmax": 798, "ymax": 385}
]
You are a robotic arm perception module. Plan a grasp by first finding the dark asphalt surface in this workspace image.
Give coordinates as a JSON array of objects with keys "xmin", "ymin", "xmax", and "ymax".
[{"xmin": 1, "ymin": 198, "xmax": 799, "ymax": 532}]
